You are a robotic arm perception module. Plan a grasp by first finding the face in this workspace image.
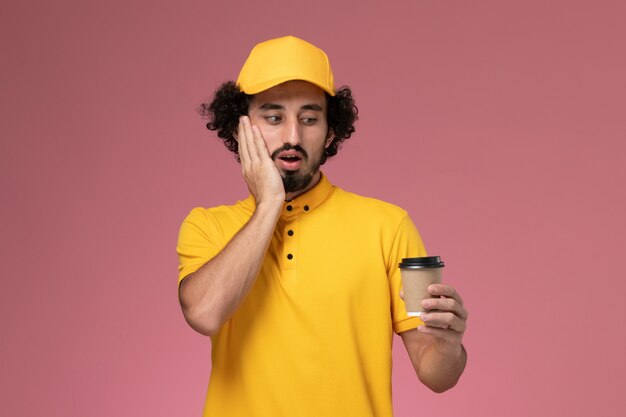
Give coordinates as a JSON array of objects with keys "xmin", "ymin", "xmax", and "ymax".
[{"xmin": 248, "ymin": 80, "xmax": 334, "ymax": 195}]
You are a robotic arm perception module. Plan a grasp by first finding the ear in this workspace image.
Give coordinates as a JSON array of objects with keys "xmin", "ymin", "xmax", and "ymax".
[{"xmin": 325, "ymin": 129, "xmax": 335, "ymax": 148}]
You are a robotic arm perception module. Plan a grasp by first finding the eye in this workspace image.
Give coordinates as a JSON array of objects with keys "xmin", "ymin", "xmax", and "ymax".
[
  {"xmin": 265, "ymin": 115, "xmax": 282, "ymax": 124},
  {"xmin": 301, "ymin": 117, "xmax": 317, "ymax": 125}
]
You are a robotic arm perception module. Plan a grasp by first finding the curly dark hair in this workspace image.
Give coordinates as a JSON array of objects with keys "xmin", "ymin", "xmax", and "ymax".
[{"xmin": 199, "ymin": 81, "xmax": 358, "ymax": 164}]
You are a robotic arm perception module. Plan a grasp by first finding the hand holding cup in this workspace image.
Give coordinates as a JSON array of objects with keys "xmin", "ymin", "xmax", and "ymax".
[
  {"xmin": 418, "ymin": 284, "xmax": 468, "ymax": 345},
  {"xmin": 399, "ymin": 257, "xmax": 468, "ymax": 345}
]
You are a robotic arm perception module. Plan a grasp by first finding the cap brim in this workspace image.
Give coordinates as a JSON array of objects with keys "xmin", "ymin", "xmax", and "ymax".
[{"xmin": 240, "ymin": 76, "xmax": 336, "ymax": 96}]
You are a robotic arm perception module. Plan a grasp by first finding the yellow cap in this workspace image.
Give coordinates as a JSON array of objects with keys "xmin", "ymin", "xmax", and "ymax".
[{"xmin": 236, "ymin": 36, "xmax": 335, "ymax": 96}]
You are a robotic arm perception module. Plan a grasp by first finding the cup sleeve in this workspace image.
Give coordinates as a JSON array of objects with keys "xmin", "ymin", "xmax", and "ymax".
[
  {"xmin": 388, "ymin": 214, "xmax": 428, "ymax": 334},
  {"xmin": 176, "ymin": 208, "xmax": 223, "ymax": 285}
]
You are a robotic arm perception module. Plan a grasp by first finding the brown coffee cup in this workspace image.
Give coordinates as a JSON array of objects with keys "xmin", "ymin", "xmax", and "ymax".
[{"xmin": 399, "ymin": 256, "xmax": 445, "ymax": 316}]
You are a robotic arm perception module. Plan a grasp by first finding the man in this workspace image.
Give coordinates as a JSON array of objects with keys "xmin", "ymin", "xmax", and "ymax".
[{"xmin": 177, "ymin": 36, "xmax": 468, "ymax": 417}]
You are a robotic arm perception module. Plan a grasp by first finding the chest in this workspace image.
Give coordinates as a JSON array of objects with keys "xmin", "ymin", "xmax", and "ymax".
[{"xmin": 262, "ymin": 214, "xmax": 390, "ymax": 302}]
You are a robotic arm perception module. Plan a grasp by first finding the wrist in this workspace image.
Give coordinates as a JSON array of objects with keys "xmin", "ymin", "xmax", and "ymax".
[
  {"xmin": 255, "ymin": 189, "xmax": 286, "ymax": 206},
  {"xmin": 254, "ymin": 199, "xmax": 284, "ymax": 218}
]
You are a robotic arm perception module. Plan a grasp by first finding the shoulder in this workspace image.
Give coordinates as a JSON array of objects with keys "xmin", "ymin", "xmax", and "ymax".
[
  {"xmin": 331, "ymin": 186, "xmax": 409, "ymax": 221},
  {"xmin": 181, "ymin": 197, "xmax": 254, "ymax": 232},
  {"xmin": 325, "ymin": 186, "xmax": 423, "ymax": 256},
  {"xmin": 327, "ymin": 186, "xmax": 413, "ymax": 237}
]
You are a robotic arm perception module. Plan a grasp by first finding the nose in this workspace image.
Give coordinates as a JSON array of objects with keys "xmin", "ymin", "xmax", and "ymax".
[{"xmin": 282, "ymin": 118, "xmax": 302, "ymax": 146}]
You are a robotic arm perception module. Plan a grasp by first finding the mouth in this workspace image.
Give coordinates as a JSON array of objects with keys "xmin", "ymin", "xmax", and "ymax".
[{"xmin": 275, "ymin": 150, "xmax": 304, "ymax": 171}]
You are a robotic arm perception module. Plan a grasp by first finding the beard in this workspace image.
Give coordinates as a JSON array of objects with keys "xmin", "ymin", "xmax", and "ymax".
[
  {"xmin": 281, "ymin": 169, "xmax": 316, "ymax": 193},
  {"xmin": 271, "ymin": 144, "xmax": 325, "ymax": 193}
]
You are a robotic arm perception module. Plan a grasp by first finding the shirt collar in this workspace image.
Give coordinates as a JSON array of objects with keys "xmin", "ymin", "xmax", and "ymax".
[{"xmin": 240, "ymin": 172, "xmax": 334, "ymax": 218}]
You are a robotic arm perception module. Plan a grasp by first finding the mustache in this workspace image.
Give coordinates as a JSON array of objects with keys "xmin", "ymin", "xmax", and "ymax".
[{"xmin": 270, "ymin": 144, "xmax": 308, "ymax": 160}]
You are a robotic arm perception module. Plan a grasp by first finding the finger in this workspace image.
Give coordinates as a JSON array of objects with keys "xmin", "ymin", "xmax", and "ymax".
[
  {"xmin": 237, "ymin": 117, "xmax": 251, "ymax": 167},
  {"xmin": 251, "ymin": 125, "xmax": 271, "ymax": 160},
  {"xmin": 241, "ymin": 116, "xmax": 260, "ymax": 162},
  {"xmin": 420, "ymin": 311, "xmax": 466, "ymax": 333},
  {"xmin": 417, "ymin": 325, "xmax": 463, "ymax": 344},
  {"xmin": 428, "ymin": 284, "xmax": 464, "ymax": 306},
  {"xmin": 421, "ymin": 296, "xmax": 468, "ymax": 321}
]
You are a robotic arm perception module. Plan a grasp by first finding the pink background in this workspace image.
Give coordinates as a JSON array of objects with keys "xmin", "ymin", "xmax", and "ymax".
[{"xmin": 2, "ymin": 1, "xmax": 625, "ymax": 416}]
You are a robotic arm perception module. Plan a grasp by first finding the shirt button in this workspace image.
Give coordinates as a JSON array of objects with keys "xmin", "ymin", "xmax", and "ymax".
[
  {"xmin": 303, "ymin": 205, "xmax": 309, "ymax": 211},
  {"xmin": 286, "ymin": 205, "xmax": 293, "ymax": 211},
  {"xmin": 287, "ymin": 253, "xmax": 293, "ymax": 260},
  {"xmin": 287, "ymin": 230, "xmax": 294, "ymax": 236}
]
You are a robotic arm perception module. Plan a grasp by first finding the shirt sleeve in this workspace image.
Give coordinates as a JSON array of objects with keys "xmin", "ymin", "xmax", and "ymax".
[
  {"xmin": 176, "ymin": 207, "xmax": 224, "ymax": 284},
  {"xmin": 388, "ymin": 214, "xmax": 428, "ymax": 334}
]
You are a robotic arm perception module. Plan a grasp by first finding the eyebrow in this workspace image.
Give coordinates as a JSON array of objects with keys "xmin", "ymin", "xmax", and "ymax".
[
  {"xmin": 258, "ymin": 103, "xmax": 324, "ymax": 111},
  {"xmin": 302, "ymin": 104, "xmax": 323, "ymax": 111}
]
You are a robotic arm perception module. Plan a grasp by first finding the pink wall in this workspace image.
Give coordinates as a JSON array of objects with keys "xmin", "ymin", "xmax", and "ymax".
[{"xmin": 2, "ymin": 0, "xmax": 625, "ymax": 415}]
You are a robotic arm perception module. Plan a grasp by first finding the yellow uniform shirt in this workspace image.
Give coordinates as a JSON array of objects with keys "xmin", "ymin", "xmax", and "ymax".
[{"xmin": 177, "ymin": 174, "xmax": 426, "ymax": 417}]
